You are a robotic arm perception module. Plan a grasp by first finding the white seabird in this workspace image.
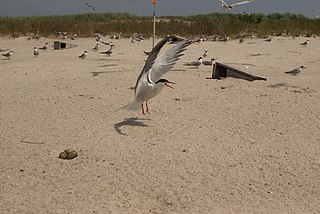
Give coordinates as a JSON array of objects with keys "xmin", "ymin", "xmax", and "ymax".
[
  {"xmin": 79, "ymin": 51, "xmax": 88, "ymax": 59},
  {"xmin": 219, "ymin": 0, "xmax": 255, "ymax": 10},
  {"xmin": 117, "ymin": 35, "xmax": 192, "ymax": 114},
  {"xmin": 183, "ymin": 57, "xmax": 203, "ymax": 68},
  {"xmin": 285, "ymin": 66, "xmax": 306, "ymax": 76}
]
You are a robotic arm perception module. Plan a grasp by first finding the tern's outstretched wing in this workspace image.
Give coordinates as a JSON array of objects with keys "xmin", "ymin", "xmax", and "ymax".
[
  {"xmin": 133, "ymin": 36, "xmax": 173, "ymax": 96},
  {"xmin": 219, "ymin": 0, "xmax": 229, "ymax": 7},
  {"xmin": 230, "ymin": 0, "xmax": 255, "ymax": 7},
  {"xmin": 148, "ymin": 38, "xmax": 192, "ymax": 83}
]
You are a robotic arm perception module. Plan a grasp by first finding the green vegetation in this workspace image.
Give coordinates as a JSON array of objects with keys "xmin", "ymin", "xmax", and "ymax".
[{"xmin": 0, "ymin": 13, "xmax": 319, "ymax": 38}]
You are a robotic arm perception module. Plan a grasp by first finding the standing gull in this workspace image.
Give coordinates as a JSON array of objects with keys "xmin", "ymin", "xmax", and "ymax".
[
  {"xmin": 100, "ymin": 45, "xmax": 115, "ymax": 56},
  {"xmin": 300, "ymin": 40, "xmax": 310, "ymax": 47},
  {"xmin": 264, "ymin": 36, "xmax": 272, "ymax": 42},
  {"xmin": 92, "ymin": 43, "xmax": 100, "ymax": 51},
  {"xmin": 33, "ymin": 47, "xmax": 39, "ymax": 57},
  {"xmin": 79, "ymin": 51, "xmax": 88, "ymax": 59},
  {"xmin": 183, "ymin": 57, "xmax": 203, "ymax": 68},
  {"xmin": 285, "ymin": 66, "xmax": 306, "ymax": 76},
  {"xmin": 202, "ymin": 58, "xmax": 216, "ymax": 66},
  {"xmin": 118, "ymin": 35, "xmax": 192, "ymax": 115},
  {"xmin": 219, "ymin": 0, "xmax": 255, "ymax": 10},
  {"xmin": 39, "ymin": 42, "xmax": 49, "ymax": 50},
  {"xmin": 2, "ymin": 50, "xmax": 13, "ymax": 59}
]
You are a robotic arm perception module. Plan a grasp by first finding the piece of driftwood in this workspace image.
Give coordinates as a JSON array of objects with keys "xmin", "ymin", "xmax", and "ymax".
[{"xmin": 212, "ymin": 62, "xmax": 267, "ymax": 81}]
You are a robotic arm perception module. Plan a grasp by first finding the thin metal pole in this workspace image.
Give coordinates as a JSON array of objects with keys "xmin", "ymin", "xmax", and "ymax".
[{"xmin": 152, "ymin": 4, "xmax": 156, "ymax": 48}]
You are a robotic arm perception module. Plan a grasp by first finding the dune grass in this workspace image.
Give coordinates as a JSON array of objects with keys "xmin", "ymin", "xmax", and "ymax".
[{"xmin": 0, "ymin": 13, "xmax": 319, "ymax": 38}]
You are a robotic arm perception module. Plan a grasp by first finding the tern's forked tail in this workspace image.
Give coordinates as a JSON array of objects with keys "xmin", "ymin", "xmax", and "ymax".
[{"xmin": 116, "ymin": 100, "xmax": 142, "ymax": 112}]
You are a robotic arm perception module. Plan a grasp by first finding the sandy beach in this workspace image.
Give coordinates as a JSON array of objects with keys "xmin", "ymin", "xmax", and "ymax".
[{"xmin": 1, "ymin": 35, "xmax": 320, "ymax": 213}]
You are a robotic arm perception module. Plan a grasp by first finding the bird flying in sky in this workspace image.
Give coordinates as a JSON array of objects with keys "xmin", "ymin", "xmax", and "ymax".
[{"xmin": 219, "ymin": 0, "xmax": 255, "ymax": 10}]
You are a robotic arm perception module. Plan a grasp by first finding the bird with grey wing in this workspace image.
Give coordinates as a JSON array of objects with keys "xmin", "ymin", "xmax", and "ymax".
[
  {"xmin": 100, "ymin": 45, "xmax": 115, "ymax": 56},
  {"xmin": 2, "ymin": 50, "xmax": 13, "ymax": 59},
  {"xmin": 39, "ymin": 42, "xmax": 49, "ymax": 50},
  {"xmin": 33, "ymin": 47, "xmax": 39, "ymax": 57},
  {"xmin": 300, "ymin": 40, "xmax": 310, "ymax": 47},
  {"xmin": 202, "ymin": 58, "xmax": 216, "ymax": 66},
  {"xmin": 85, "ymin": 2, "xmax": 95, "ymax": 11},
  {"xmin": 79, "ymin": 51, "xmax": 88, "ymax": 59},
  {"xmin": 219, "ymin": 0, "xmax": 255, "ymax": 10},
  {"xmin": 117, "ymin": 35, "xmax": 192, "ymax": 115},
  {"xmin": 264, "ymin": 36, "xmax": 272, "ymax": 42},
  {"xmin": 285, "ymin": 66, "xmax": 306, "ymax": 76},
  {"xmin": 183, "ymin": 57, "xmax": 203, "ymax": 68},
  {"xmin": 92, "ymin": 43, "xmax": 99, "ymax": 51}
]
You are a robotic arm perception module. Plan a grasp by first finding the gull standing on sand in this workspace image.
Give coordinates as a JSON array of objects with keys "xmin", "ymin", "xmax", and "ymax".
[
  {"xmin": 183, "ymin": 57, "xmax": 203, "ymax": 68},
  {"xmin": 264, "ymin": 36, "xmax": 272, "ymax": 42},
  {"xmin": 285, "ymin": 66, "xmax": 306, "ymax": 76},
  {"xmin": 100, "ymin": 45, "xmax": 115, "ymax": 56},
  {"xmin": 95, "ymin": 34, "xmax": 102, "ymax": 42},
  {"xmin": 2, "ymin": 50, "xmax": 13, "ymax": 59},
  {"xmin": 202, "ymin": 58, "xmax": 216, "ymax": 66},
  {"xmin": 300, "ymin": 40, "xmax": 310, "ymax": 47},
  {"xmin": 219, "ymin": 0, "xmax": 255, "ymax": 10},
  {"xmin": 92, "ymin": 43, "xmax": 99, "ymax": 51},
  {"xmin": 33, "ymin": 47, "xmax": 39, "ymax": 57},
  {"xmin": 79, "ymin": 51, "xmax": 88, "ymax": 59},
  {"xmin": 118, "ymin": 35, "xmax": 192, "ymax": 115},
  {"xmin": 39, "ymin": 42, "xmax": 49, "ymax": 50}
]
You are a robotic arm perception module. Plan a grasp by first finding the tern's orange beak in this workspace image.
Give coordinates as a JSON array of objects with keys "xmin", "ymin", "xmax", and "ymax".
[{"xmin": 165, "ymin": 81, "xmax": 175, "ymax": 89}]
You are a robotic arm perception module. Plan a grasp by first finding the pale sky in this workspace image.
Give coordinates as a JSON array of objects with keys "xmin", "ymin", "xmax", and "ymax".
[{"xmin": 0, "ymin": 0, "xmax": 319, "ymax": 18}]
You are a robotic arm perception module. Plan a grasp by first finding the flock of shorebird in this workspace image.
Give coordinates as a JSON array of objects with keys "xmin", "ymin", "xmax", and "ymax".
[
  {"xmin": 117, "ymin": 34, "xmax": 312, "ymax": 114},
  {"xmin": 0, "ymin": 0, "xmax": 314, "ymax": 115},
  {"xmin": 0, "ymin": 34, "xmax": 313, "ymax": 114}
]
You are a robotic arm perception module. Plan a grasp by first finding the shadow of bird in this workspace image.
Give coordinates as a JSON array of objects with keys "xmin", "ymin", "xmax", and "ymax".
[{"xmin": 114, "ymin": 117, "xmax": 150, "ymax": 135}]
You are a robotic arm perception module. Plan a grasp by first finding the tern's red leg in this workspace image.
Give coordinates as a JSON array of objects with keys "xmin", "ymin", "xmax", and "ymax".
[
  {"xmin": 146, "ymin": 102, "xmax": 149, "ymax": 114},
  {"xmin": 141, "ymin": 103, "xmax": 145, "ymax": 115}
]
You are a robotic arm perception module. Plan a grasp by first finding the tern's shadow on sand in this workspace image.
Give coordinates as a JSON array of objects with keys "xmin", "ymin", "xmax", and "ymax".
[
  {"xmin": 114, "ymin": 117, "xmax": 150, "ymax": 135},
  {"xmin": 268, "ymin": 83, "xmax": 289, "ymax": 88}
]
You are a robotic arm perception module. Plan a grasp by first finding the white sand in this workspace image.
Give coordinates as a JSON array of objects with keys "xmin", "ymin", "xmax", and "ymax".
[{"xmin": 0, "ymin": 36, "xmax": 320, "ymax": 213}]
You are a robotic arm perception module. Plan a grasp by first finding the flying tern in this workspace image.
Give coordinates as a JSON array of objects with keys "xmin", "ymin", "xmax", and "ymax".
[
  {"xmin": 85, "ymin": 3, "xmax": 95, "ymax": 11},
  {"xmin": 118, "ymin": 35, "xmax": 192, "ymax": 115},
  {"xmin": 219, "ymin": 0, "xmax": 255, "ymax": 10}
]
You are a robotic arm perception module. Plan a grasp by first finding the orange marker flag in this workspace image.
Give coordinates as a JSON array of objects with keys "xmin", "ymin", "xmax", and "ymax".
[{"xmin": 152, "ymin": 0, "xmax": 156, "ymax": 5}]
